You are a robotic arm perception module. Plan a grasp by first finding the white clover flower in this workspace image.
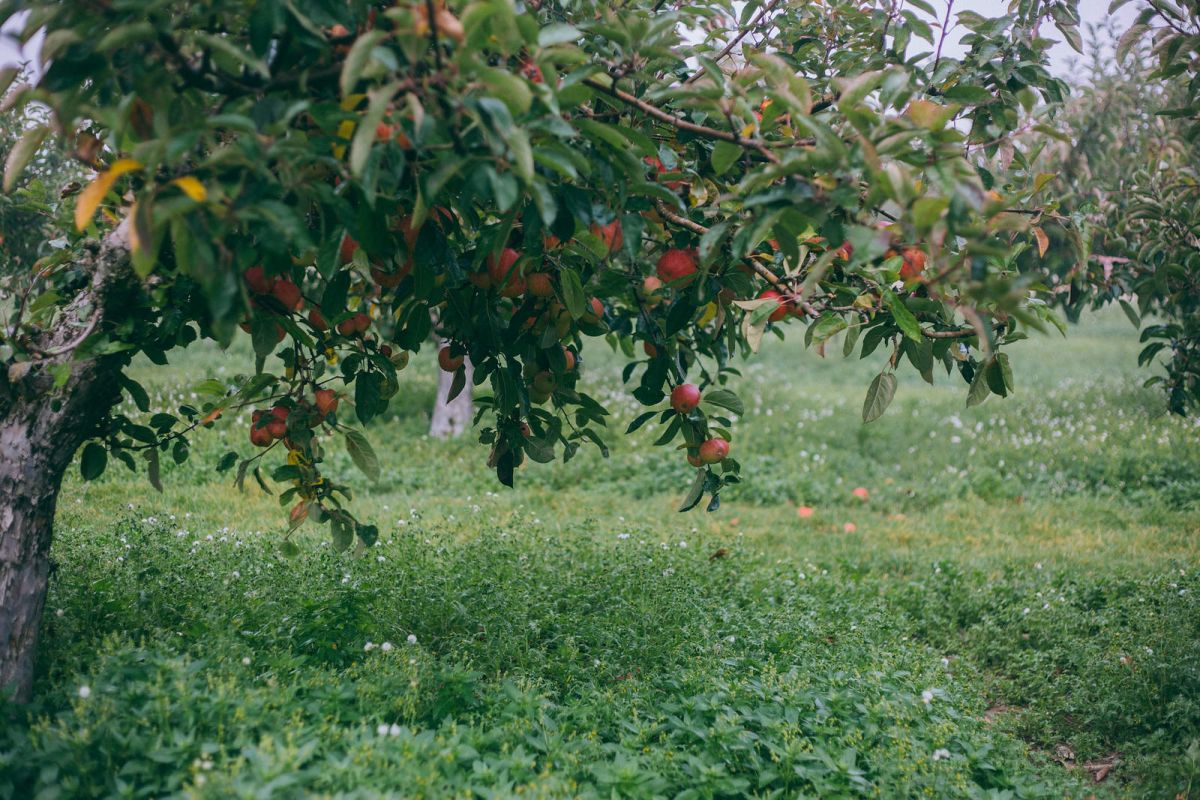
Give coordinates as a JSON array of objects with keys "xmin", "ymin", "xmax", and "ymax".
[
  {"xmin": 242, "ymin": 656, "xmax": 251, "ymax": 666},
  {"xmin": 377, "ymin": 723, "xmax": 390, "ymax": 736},
  {"xmin": 932, "ymin": 748, "xmax": 951, "ymax": 761},
  {"xmin": 617, "ymin": 533, "xmax": 630, "ymax": 540},
  {"xmin": 78, "ymin": 685, "xmax": 91, "ymax": 699},
  {"xmin": 55, "ymin": 608, "xmax": 64, "ymax": 618},
  {"xmin": 406, "ymin": 634, "xmax": 417, "ymax": 645},
  {"xmin": 380, "ymin": 641, "xmax": 393, "ymax": 652},
  {"xmin": 388, "ymin": 723, "xmax": 401, "ymax": 736},
  {"xmin": 364, "ymin": 641, "xmax": 376, "ymax": 652},
  {"xmin": 921, "ymin": 689, "xmax": 935, "ymax": 705}
]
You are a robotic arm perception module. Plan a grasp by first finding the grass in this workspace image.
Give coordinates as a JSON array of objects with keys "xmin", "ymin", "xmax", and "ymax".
[{"xmin": 2, "ymin": 308, "xmax": 1199, "ymax": 798}]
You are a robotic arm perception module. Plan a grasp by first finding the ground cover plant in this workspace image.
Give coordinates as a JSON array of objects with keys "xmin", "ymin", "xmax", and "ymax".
[{"xmin": 1, "ymin": 309, "xmax": 1197, "ymax": 798}]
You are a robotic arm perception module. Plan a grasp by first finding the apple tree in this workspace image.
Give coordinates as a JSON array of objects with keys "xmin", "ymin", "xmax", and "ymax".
[
  {"xmin": 0, "ymin": 0, "xmax": 1080, "ymax": 700},
  {"xmin": 1028, "ymin": 6, "xmax": 1200, "ymax": 414}
]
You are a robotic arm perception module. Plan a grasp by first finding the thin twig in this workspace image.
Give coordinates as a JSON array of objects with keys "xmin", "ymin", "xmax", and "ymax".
[{"xmin": 683, "ymin": 0, "xmax": 783, "ymax": 86}]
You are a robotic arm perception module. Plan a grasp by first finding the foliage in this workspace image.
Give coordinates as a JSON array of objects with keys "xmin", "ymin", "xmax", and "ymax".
[
  {"xmin": 0, "ymin": 0, "xmax": 1083, "ymax": 536},
  {"xmin": 0, "ymin": 67, "xmax": 79, "ymax": 274},
  {"xmin": 1, "ymin": 312, "xmax": 1197, "ymax": 798},
  {"xmin": 1033, "ymin": 8, "xmax": 1200, "ymax": 414}
]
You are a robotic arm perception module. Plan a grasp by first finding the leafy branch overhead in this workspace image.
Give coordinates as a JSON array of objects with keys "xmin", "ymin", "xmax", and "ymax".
[{"xmin": 0, "ymin": 0, "xmax": 1084, "ymax": 541}]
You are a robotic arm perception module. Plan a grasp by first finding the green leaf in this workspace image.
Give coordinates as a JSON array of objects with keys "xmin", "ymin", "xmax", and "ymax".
[
  {"xmin": 862, "ymin": 371, "xmax": 897, "ymax": 423},
  {"xmin": 625, "ymin": 410, "xmax": 657, "ymax": 434},
  {"xmin": 80, "ymin": 442, "xmax": 108, "ymax": 481},
  {"xmin": 340, "ymin": 30, "xmax": 388, "ymax": 96},
  {"xmin": 884, "ymin": 290, "xmax": 923, "ymax": 342},
  {"xmin": 560, "ymin": 267, "xmax": 586, "ymax": 318},
  {"xmin": 710, "ymin": 140, "xmax": 741, "ymax": 176},
  {"xmin": 537, "ymin": 23, "xmax": 580, "ymax": 47},
  {"xmin": 703, "ymin": 388, "xmax": 744, "ymax": 416},
  {"xmin": 966, "ymin": 363, "xmax": 990, "ymax": 407},
  {"xmin": 4, "ymin": 125, "xmax": 48, "ymax": 194},
  {"xmin": 1119, "ymin": 298, "xmax": 1140, "ymax": 329},
  {"xmin": 344, "ymin": 429, "xmax": 380, "ymax": 481},
  {"xmin": 331, "ymin": 516, "xmax": 353, "ymax": 552},
  {"xmin": 678, "ymin": 469, "xmax": 706, "ymax": 512},
  {"xmin": 942, "ymin": 84, "xmax": 995, "ymax": 104},
  {"xmin": 477, "ymin": 66, "xmax": 533, "ymax": 115}
]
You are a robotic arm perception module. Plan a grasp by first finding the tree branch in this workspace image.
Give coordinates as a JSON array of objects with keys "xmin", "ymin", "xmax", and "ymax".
[
  {"xmin": 683, "ymin": 0, "xmax": 782, "ymax": 86},
  {"xmin": 584, "ymin": 78, "xmax": 783, "ymax": 164}
]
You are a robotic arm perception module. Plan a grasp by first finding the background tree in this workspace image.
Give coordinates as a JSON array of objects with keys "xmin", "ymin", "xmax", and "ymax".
[
  {"xmin": 1029, "ymin": 5, "xmax": 1200, "ymax": 413},
  {"xmin": 0, "ymin": 0, "xmax": 1080, "ymax": 701}
]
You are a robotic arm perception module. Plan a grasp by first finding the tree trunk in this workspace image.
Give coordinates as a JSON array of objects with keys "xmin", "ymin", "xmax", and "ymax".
[
  {"xmin": 0, "ymin": 225, "xmax": 130, "ymax": 702},
  {"xmin": 0, "ymin": 362, "xmax": 120, "ymax": 701},
  {"xmin": 429, "ymin": 350, "xmax": 473, "ymax": 438}
]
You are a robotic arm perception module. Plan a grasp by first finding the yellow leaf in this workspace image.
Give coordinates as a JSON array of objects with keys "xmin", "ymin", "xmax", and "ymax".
[
  {"xmin": 332, "ymin": 118, "xmax": 356, "ymax": 159},
  {"xmin": 172, "ymin": 175, "xmax": 207, "ymax": 202},
  {"xmin": 698, "ymin": 302, "xmax": 718, "ymax": 327},
  {"xmin": 1033, "ymin": 226, "xmax": 1049, "ymax": 258},
  {"xmin": 75, "ymin": 158, "xmax": 142, "ymax": 231},
  {"xmin": 127, "ymin": 201, "xmax": 143, "ymax": 252}
]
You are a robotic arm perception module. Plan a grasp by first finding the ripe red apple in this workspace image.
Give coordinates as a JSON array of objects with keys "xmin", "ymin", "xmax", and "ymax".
[
  {"xmin": 758, "ymin": 289, "xmax": 791, "ymax": 322},
  {"xmin": 639, "ymin": 276, "xmax": 664, "ymax": 308},
  {"xmin": 339, "ymin": 234, "xmax": 358, "ymax": 265},
  {"xmin": 670, "ymin": 383, "xmax": 702, "ymax": 414},
  {"xmin": 271, "ymin": 278, "xmax": 303, "ymax": 312},
  {"xmin": 520, "ymin": 57, "xmax": 544, "ymax": 84},
  {"xmin": 488, "ymin": 247, "xmax": 525, "ymax": 297},
  {"xmin": 438, "ymin": 346, "xmax": 464, "ymax": 372},
  {"xmin": 353, "ymin": 312, "xmax": 371, "ymax": 333},
  {"xmin": 249, "ymin": 423, "xmax": 272, "ymax": 447},
  {"xmin": 526, "ymin": 272, "xmax": 554, "ymax": 298},
  {"xmin": 371, "ymin": 264, "xmax": 409, "ymax": 288},
  {"xmin": 266, "ymin": 406, "xmax": 289, "ymax": 439},
  {"xmin": 698, "ymin": 437, "xmax": 730, "ymax": 464},
  {"xmin": 644, "ymin": 156, "xmax": 686, "ymax": 191},
  {"xmin": 643, "ymin": 341, "xmax": 658, "ymax": 358},
  {"xmin": 656, "ymin": 248, "xmax": 697, "ymax": 285},
  {"xmin": 244, "ymin": 265, "xmax": 273, "ymax": 295},
  {"xmin": 308, "ymin": 308, "xmax": 329, "ymax": 331},
  {"xmin": 900, "ymin": 247, "xmax": 926, "ymax": 280},
  {"xmin": 687, "ymin": 451, "xmax": 703, "ymax": 468},
  {"xmin": 590, "ymin": 219, "xmax": 624, "ymax": 254},
  {"xmin": 314, "ymin": 389, "xmax": 339, "ymax": 417},
  {"xmin": 561, "ymin": 347, "xmax": 576, "ymax": 371},
  {"xmin": 583, "ymin": 296, "xmax": 605, "ymax": 323}
]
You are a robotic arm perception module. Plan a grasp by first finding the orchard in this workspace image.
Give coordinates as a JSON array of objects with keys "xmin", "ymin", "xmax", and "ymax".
[{"xmin": 1, "ymin": 0, "xmax": 1199, "ymax": 795}]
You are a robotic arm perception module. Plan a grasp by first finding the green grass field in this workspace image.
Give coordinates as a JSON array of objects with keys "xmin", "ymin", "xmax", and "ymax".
[{"xmin": 3, "ymin": 309, "xmax": 1199, "ymax": 798}]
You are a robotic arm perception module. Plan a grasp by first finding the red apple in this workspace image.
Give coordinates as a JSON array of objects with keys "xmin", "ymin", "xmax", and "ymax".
[
  {"xmin": 590, "ymin": 219, "xmax": 624, "ymax": 254},
  {"xmin": 583, "ymin": 296, "xmax": 605, "ymax": 323},
  {"xmin": 314, "ymin": 389, "xmax": 339, "ymax": 417},
  {"xmin": 526, "ymin": 272, "xmax": 554, "ymax": 298},
  {"xmin": 670, "ymin": 383, "xmax": 702, "ymax": 414},
  {"xmin": 244, "ymin": 266, "xmax": 273, "ymax": 295},
  {"xmin": 698, "ymin": 437, "xmax": 730, "ymax": 464},
  {"xmin": 308, "ymin": 308, "xmax": 329, "ymax": 331},
  {"xmin": 488, "ymin": 247, "xmax": 524, "ymax": 297},
  {"xmin": 266, "ymin": 406, "xmax": 289, "ymax": 439},
  {"xmin": 438, "ymin": 346, "xmax": 464, "ymax": 372},
  {"xmin": 758, "ymin": 289, "xmax": 791, "ymax": 322},
  {"xmin": 656, "ymin": 248, "xmax": 697, "ymax": 285},
  {"xmin": 639, "ymin": 276, "xmax": 664, "ymax": 308},
  {"xmin": 271, "ymin": 278, "xmax": 303, "ymax": 312},
  {"xmin": 249, "ymin": 423, "xmax": 272, "ymax": 447},
  {"xmin": 900, "ymin": 247, "xmax": 926, "ymax": 280},
  {"xmin": 339, "ymin": 234, "xmax": 358, "ymax": 265}
]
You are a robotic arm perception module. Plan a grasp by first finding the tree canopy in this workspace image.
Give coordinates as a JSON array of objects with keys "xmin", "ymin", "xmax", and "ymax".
[{"xmin": 1, "ymin": 0, "xmax": 1082, "ymax": 547}]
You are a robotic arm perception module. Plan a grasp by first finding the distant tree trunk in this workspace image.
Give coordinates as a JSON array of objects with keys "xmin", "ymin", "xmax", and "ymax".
[
  {"xmin": 429, "ymin": 343, "xmax": 473, "ymax": 438},
  {"xmin": 0, "ymin": 226, "xmax": 130, "ymax": 702}
]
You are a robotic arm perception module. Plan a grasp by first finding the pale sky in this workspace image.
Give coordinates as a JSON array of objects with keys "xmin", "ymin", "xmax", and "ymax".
[{"xmin": 0, "ymin": 1, "xmax": 1139, "ymax": 84}]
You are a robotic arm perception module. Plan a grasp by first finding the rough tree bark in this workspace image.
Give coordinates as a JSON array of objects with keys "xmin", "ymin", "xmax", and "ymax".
[
  {"xmin": 0, "ymin": 225, "xmax": 131, "ymax": 702},
  {"xmin": 429, "ymin": 343, "xmax": 473, "ymax": 438}
]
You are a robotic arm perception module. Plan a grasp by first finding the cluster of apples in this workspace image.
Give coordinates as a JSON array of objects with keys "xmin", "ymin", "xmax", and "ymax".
[
  {"xmin": 668, "ymin": 382, "xmax": 731, "ymax": 467},
  {"xmin": 249, "ymin": 389, "xmax": 340, "ymax": 447}
]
